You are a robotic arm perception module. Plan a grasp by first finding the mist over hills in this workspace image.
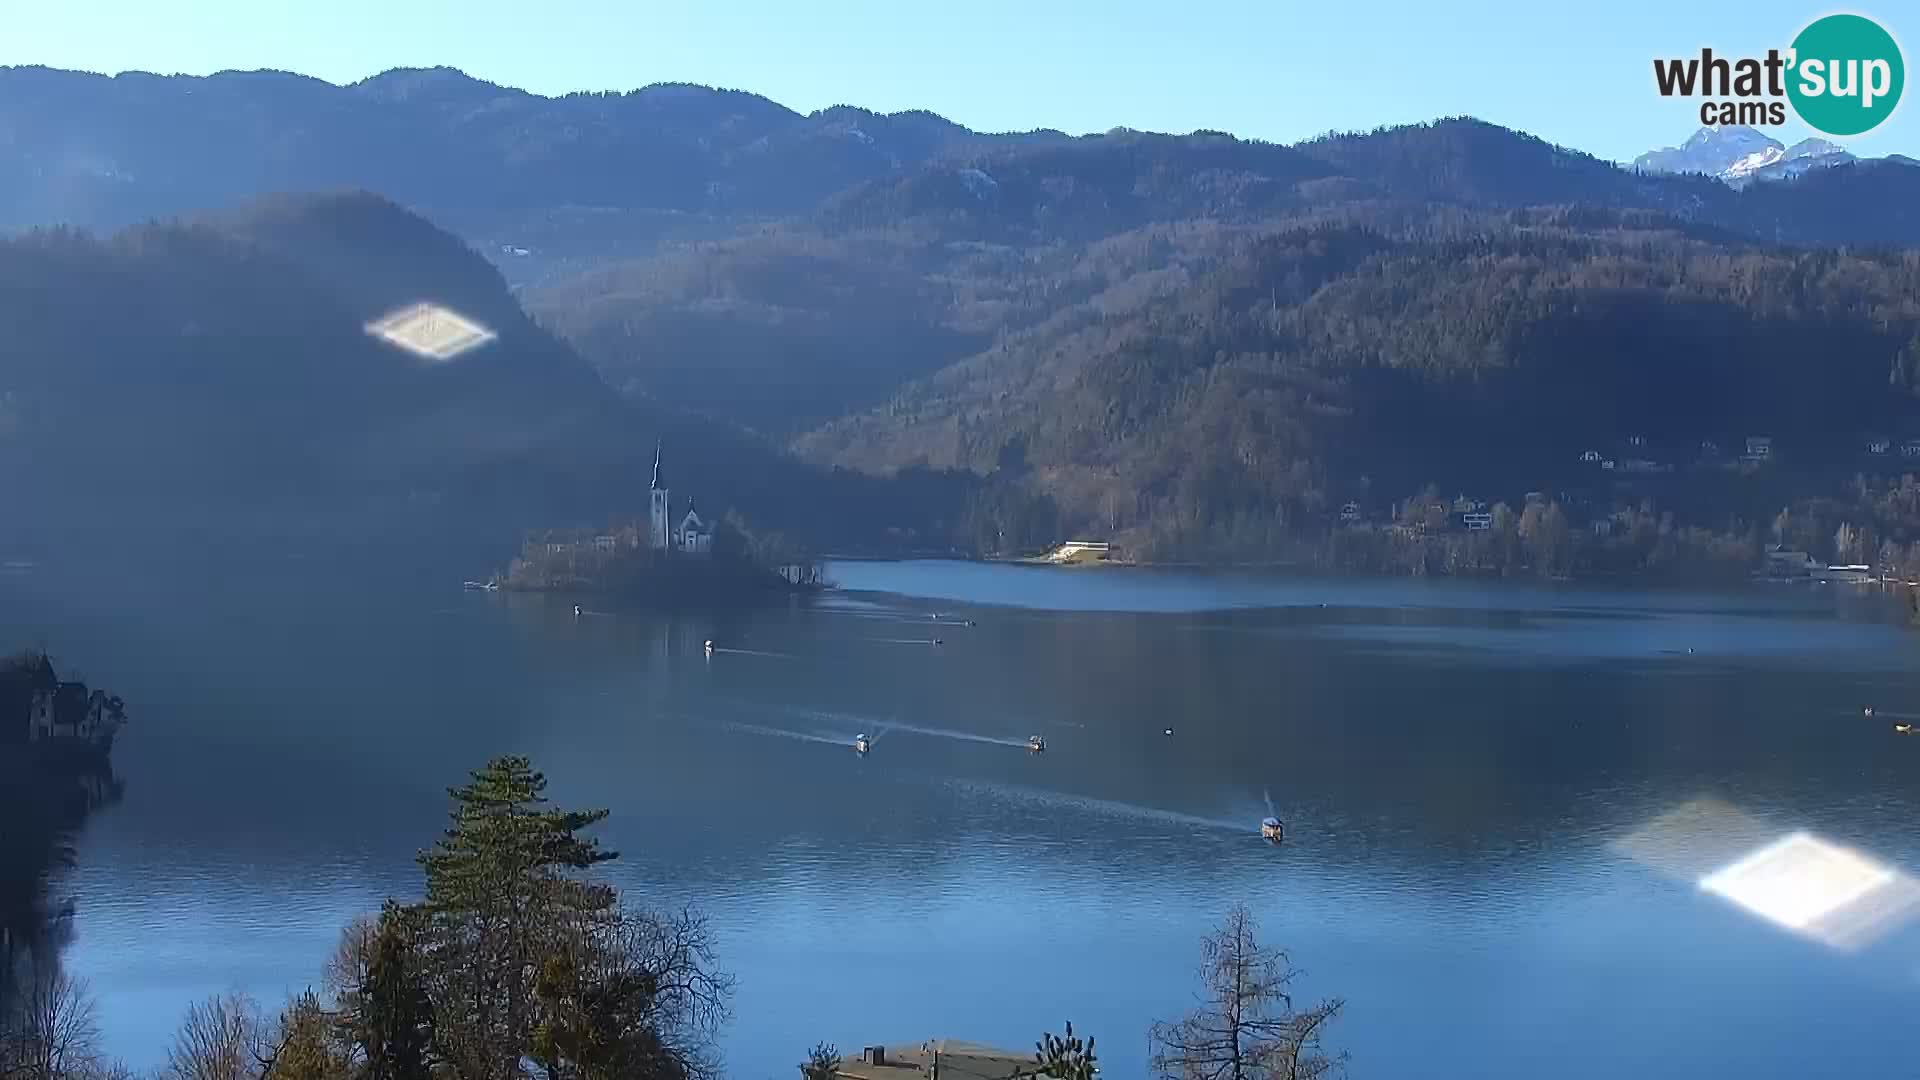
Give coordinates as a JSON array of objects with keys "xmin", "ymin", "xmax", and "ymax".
[
  {"xmin": 7, "ymin": 64, "xmax": 1920, "ymax": 563},
  {"xmin": 0, "ymin": 190, "xmax": 963, "ymax": 564}
]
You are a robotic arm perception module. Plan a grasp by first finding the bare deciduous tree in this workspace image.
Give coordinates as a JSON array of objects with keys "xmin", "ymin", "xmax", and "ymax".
[
  {"xmin": 321, "ymin": 916, "xmax": 378, "ymax": 1010},
  {"xmin": 163, "ymin": 993, "xmax": 264, "ymax": 1080},
  {"xmin": 1, "ymin": 964, "xmax": 102, "ymax": 1080},
  {"xmin": 1149, "ymin": 906, "xmax": 1345, "ymax": 1080},
  {"xmin": 529, "ymin": 905, "xmax": 733, "ymax": 1080}
]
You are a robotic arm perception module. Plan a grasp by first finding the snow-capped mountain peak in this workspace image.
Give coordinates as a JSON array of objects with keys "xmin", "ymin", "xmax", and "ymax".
[
  {"xmin": 1634, "ymin": 126, "xmax": 1858, "ymax": 186},
  {"xmin": 1722, "ymin": 144, "xmax": 1785, "ymax": 179}
]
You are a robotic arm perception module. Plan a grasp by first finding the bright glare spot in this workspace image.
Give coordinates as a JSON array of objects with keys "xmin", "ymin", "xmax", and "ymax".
[
  {"xmin": 1616, "ymin": 798, "xmax": 1920, "ymax": 951},
  {"xmin": 1700, "ymin": 832, "xmax": 1900, "ymax": 945},
  {"xmin": 364, "ymin": 302, "xmax": 496, "ymax": 362}
]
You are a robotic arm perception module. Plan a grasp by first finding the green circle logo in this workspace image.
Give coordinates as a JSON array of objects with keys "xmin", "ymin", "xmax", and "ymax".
[{"xmin": 1786, "ymin": 14, "xmax": 1904, "ymax": 136}]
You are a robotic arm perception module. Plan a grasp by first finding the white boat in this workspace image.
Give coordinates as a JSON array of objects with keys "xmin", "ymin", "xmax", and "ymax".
[
  {"xmin": 1027, "ymin": 734, "xmax": 1046, "ymax": 753},
  {"xmin": 855, "ymin": 733, "xmax": 871, "ymax": 754},
  {"xmin": 1261, "ymin": 817, "xmax": 1285, "ymax": 843}
]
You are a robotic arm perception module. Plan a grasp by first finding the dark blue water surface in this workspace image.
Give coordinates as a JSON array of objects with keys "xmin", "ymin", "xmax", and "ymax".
[{"xmin": 5, "ymin": 558, "xmax": 1919, "ymax": 1079}]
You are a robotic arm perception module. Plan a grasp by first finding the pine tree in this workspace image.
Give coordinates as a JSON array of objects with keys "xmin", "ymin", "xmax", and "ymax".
[
  {"xmin": 414, "ymin": 757, "xmax": 617, "ymax": 1080},
  {"xmin": 346, "ymin": 903, "xmax": 432, "ymax": 1080}
]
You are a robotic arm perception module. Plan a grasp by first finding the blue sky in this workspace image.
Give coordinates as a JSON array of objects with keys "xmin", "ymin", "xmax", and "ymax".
[{"xmin": 0, "ymin": 0, "xmax": 1912, "ymax": 163}]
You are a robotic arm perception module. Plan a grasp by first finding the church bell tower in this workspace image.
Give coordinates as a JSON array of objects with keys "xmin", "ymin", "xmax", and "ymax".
[{"xmin": 649, "ymin": 440, "xmax": 671, "ymax": 551}]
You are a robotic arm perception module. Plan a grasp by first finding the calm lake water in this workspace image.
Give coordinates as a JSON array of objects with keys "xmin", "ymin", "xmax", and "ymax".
[{"xmin": 5, "ymin": 558, "xmax": 1920, "ymax": 1078}]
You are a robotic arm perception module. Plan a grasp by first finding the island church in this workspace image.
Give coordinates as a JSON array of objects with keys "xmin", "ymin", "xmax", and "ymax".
[{"xmin": 649, "ymin": 441, "xmax": 713, "ymax": 555}]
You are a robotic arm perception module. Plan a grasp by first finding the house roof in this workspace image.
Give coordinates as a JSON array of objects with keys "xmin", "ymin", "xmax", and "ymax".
[
  {"xmin": 827, "ymin": 1040, "xmax": 1040, "ymax": 1080},
  {"xmin": 0, "ymin": 651, "xmax": 57, "ymax": 692}
]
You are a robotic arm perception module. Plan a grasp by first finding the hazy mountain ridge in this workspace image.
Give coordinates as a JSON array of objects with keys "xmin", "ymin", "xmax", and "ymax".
[
  {"xmin": 526, "ymin": 118, "xmax": 1920, "ymax": 446},
  {"xmin": 9, "ymin": 67, "xmax": 1920, "ymax": 562},
  {"xmin": 0, "ymin": 65, "xmax": 1068, "ymax": 236}
]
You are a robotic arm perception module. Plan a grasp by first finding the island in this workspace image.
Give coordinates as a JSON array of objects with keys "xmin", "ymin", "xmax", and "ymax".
[{"xmin": 496, "ymin": 441, "xmax": 825, "ymax": 608}]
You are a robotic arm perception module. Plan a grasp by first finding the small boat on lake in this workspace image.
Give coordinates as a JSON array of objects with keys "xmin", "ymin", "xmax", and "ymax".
[
  {"xmin": 1261, "ymin": 817, "xmax": 1285, "ymax": 843},
  {"xmin": 855, "ymin": 733, "xmax": 871, "ymax": 754},
  {"xmin": 1027, "ymin": 734, "xmax": 1046, "ymax": 753}
]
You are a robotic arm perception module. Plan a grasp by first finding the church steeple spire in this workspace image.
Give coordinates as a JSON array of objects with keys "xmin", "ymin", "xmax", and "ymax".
[{"xmin": 650, "ymin": 439, "xmax": 663, "ymax": 491}]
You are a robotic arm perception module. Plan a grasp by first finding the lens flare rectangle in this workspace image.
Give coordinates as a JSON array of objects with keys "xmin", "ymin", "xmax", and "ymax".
[
  {"xmin": 364, "ymin": 303, "xmax": 496, "ymax": 361},
  {"xmin": 1614, "ymin": 798, "xmax": 1920, "ymax": 952}
]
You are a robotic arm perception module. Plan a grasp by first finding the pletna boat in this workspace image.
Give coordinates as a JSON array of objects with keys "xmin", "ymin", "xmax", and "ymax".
[
  {"xmin": 1027, "ymin": 734, "xmax": 1046, "ymax": 753},
  {"xmin": 1261, "ymin": 817, "xmax": 1285, "ymax": 843},
  {"xmin": 855, "ymin": 733, "xmax": 871, "ymax": 754}
]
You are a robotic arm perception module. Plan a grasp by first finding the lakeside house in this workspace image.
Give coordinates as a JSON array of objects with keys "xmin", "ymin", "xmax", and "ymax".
[
  {"xmin": 812, "ymin": 1041, "xmax": 1046, "ymax": 1080},
  {"xmin": 1, "ymin": 651, "xmax": 124, "ymax": 751},
  {"xmin": 1045, "ymin": 540, "xmax": 1112, "ymax": 564}
]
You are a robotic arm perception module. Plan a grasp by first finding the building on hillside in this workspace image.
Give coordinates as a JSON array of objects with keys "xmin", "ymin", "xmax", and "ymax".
[
  {"xmin": 1867, "ymin": 437, "xmax": 1891, "ymax": 457},
  {"xmin": 1340, "ymin": 501, "xmax": 1361, "ymax": 523},
  {"xmin": 1580, "ymin": 449, "xmax": 1602, "ymax": 463},
  {"xmin": 1, "ymin": 652, "xmax": 123, "ymax": 749},
  {"xmin": 1901, "ymin": 439, "xmax": 1920, "ymax": 459},
  {"xmin": 1744, "ymin": 435, "xmax": 1773, "ymax": 464},
  {"xmin": 1046, "ymin": 541, "xmax": 1111, "ymax": 564},
  {"xmin": 0, "ymin": 652, "xmax": 57, "ymax": 746},
  {"xmin": 647, "ymin": 441, "xmax": 714, "ymax": 556},
  {"xmin": 811, "ymin": 1041, "xmax": 1047, "ymax": 1080},
  {"xmin": 1764, "ymin": 545, "xmax": 1819, "ymax": 578}
]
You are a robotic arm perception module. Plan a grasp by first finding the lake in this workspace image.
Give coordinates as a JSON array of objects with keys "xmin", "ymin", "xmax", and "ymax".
[{"xmin": 5, "ymin": 558, "xmax": 1920, "ymax": 1079}]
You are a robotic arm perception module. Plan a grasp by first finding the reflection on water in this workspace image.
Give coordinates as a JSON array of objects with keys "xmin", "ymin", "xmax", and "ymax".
[
  {"xmin": 4, "ymin": 559, "xmax": 1920, "ymax": 1079},
  {"xmin": 0, "ymin": 755, "xmax": 123, "ymax": 1035}
]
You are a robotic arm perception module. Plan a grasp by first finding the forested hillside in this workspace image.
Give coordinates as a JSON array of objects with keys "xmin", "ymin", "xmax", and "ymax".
[
  {"xmin": 0, "ymin": 192, "xmax": 968, "ymax": 562},
  {"xmin": 11, "ymin": 65, "xmax": 1920, "ymax": 569},
  {"xmin": 800, "ymin": 214, "xmax": 1920, "ymax": 559}
]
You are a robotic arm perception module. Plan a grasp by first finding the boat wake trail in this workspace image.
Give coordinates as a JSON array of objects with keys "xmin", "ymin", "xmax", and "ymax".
[
  {"xmin": 709, "ymin": 647, "xmax": 793, "ymax": 658},
  {"xmin": 949, "ymin": 780, "xmax": 1249, "ymax": 835},
  {"xmin": 722, "ymin": 722, "xmax": 849, "ymax": 748},
  {"xmin": 853, "ymin": 719, "xmax": 1030, "ymax": 749},
  {"xmin": 863, "ymin": 638, "xmax": 944, "ymax": 646},
  {"xmin": 814, "ymin": 608, "xmax": 936, "ymax": 624}
]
